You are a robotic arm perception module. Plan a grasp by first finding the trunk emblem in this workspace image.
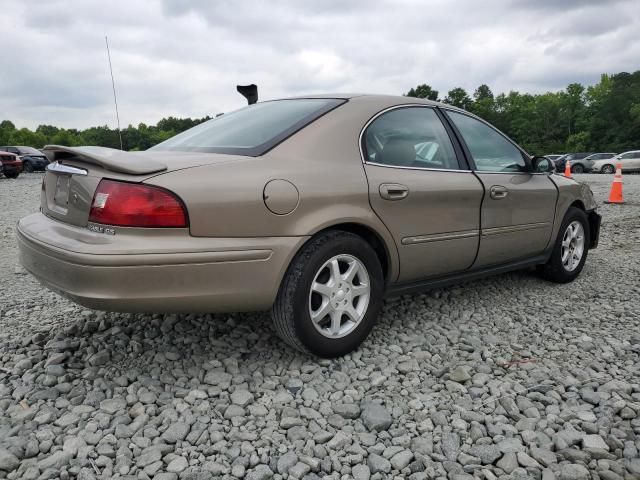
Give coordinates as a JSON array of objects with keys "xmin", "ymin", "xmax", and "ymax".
[{"xmin": 87, "ymin": 223, "xmax": 116, "ymax": 235}]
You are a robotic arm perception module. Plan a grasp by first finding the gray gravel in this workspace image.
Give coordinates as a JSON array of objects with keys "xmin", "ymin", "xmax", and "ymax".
[{"xmin": 1, "ymin": 172, "xmax": 639, "ymax": 480}]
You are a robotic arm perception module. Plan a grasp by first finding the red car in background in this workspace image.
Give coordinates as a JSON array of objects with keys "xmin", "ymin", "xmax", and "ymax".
[{"xmin": 0, "ymin": 152, "xmax": 23, "ymax": 178}]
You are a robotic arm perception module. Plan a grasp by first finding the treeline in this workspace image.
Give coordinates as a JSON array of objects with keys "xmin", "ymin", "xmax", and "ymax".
[
  {"xmin": 406, "ymin": 70, "xmax": 640, "ymax": 154},
  {"xmin": 0, "ymin": 116, "xmax": 211, "ymax": 152},
  {"xmin": 1, "ymin": 71, "xmax": 639, "ymax": 154}
]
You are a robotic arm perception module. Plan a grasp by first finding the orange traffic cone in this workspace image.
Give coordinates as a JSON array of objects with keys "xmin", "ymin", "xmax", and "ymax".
[
  {"xmin": 605, "ymin": 162, "xmax": 624, "ymax": 204},
  {"xmin": 564, "ymin": 160, "xmax": 572, "ymax": 178}
]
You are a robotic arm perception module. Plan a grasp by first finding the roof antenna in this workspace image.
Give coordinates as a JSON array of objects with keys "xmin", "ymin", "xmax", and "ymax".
[
  {"xmin": 105, "ymin": 35, "xmax": 124, "ymax": 150},
  {"xmin": 237, "ymin": 84, "xmax": 258, "ymax": 105}
]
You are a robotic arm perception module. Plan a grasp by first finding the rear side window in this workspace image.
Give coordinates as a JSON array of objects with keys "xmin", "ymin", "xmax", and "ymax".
[
  {"xmin": 150, "ymin": 99, "xmax": 344, "ymax": 156},
  {"xmin": 447, "ymin": 111, "xmax": 526, "ymax": 173},
  {"xmin": 363, "ymin": 107, "xmax": 460, "ymax": 170}
]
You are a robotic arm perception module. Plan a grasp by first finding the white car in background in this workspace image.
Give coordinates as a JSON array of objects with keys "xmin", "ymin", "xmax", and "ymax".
[{"xmin": 591, "ymin": 150, "xmax": 640, "ymax": 174}]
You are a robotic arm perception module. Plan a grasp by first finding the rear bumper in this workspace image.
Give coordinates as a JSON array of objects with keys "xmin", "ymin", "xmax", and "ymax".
[{"xmin": 17, "ymin": 213, "xmax": 307, "ymax": 313}]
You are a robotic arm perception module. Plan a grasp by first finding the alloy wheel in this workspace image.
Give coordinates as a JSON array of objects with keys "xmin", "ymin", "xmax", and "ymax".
[
  {"xmin": 308, "ymin": 254, "xmax": 370, "ymax": 338},
  {"xmin": 602, "ymin": 165, "xmax": 614, "ymax": 174},
  {"xmin": 561, "ymin": 221, "xmax": 585, "ymax": 272}
]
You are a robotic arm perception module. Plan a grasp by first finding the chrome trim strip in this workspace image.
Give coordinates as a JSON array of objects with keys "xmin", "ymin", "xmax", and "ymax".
[
  {"xmin": 358, "ymin": 104, "xmax": 473, "ymax": 173},
  {"xmin": 47, "ymin": 161, "xmax": 88, "ymax": 176},
  {"xmin": 476, "ymin": 171, "xmax": 547, "ymax": 176},
  {"xmin": 402, "ymin": 230, "xmax": 480, "ymax": 245},
  {"xmin": 482, "ymin": 222, "xmax": 551, "ymax": 236},
  {"xmin": 366, "ymin": 161, "xmax": 472, "ymax": 174}
]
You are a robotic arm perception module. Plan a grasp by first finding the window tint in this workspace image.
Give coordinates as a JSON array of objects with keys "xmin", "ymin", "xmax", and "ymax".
[
  {"xmin": 620, "ymin": 152, "xmax": 634, "ymax": 159},
  {"xmin": 363, "ymin": 107, "xmax": 460, "ymax": 170},
  {"xmin": 151, "ymin": 99, "xmax": 344, "ymax": 156},
  {"xmin": 447, "ymin": 111, "xmax": 526, "ymax": 172}
]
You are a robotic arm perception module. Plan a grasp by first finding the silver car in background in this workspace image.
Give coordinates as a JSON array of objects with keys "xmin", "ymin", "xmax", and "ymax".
[{"xmin": 591, "ymin": 150, "xmax": 640, "ymax": 173}]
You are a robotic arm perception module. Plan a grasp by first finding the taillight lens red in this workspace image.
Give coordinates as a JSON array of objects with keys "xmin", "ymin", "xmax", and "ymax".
[{"xmin": 89, "ymin": 179, "xmax": 188, "ymax": 228}]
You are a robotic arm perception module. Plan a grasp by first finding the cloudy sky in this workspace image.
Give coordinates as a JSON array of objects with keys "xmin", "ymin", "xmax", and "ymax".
[{"xmin": 1, "ymin": 0, "xmax": 638, "ymax": 129}]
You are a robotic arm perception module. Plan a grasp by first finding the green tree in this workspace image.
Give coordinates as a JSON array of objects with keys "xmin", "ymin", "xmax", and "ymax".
[
  {"xmin": 470, "ymin": 84, "xmax": 495, "ymax": 122},
  {"xmin": 443, "ymin": 87, "xmax": 473, "ymax": 110},
  {"xmin": 405, "ymin": 84, "xmax": 439, "ymax": 101}
]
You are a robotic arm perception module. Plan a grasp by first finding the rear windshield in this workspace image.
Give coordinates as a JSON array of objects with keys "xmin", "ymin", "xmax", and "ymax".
[{"xmin": 150, "ymin": 98, "xmax": 345, "ymax": 156}]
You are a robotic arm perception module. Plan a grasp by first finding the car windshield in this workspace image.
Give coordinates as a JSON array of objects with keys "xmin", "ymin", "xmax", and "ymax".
[
  {"xmin": 18, "ymin": 147, "xmax": 42, "ymax": 155},
  {"xmin": 150, "ymin": 98, "xmax": 344, "ymax": 156}
]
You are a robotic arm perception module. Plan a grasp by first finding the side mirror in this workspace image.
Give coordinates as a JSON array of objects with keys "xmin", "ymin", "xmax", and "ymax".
[{"xmin": 532, "ymin": 156, "xmax": 554, "ymax": 174}]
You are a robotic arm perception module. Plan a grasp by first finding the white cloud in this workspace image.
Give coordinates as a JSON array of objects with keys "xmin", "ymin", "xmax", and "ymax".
[{"xmin": 1, "ymin": 0, "xmax": 638, "ymax": 129}]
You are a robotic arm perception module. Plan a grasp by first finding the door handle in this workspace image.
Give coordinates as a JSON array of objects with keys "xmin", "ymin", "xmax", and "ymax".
[
  {"xmin": 490, "ymin": 185, "xmax": 509, "ymax": 200},
  {"xmin": 379, "ymin": 183, "xmax": 409, "ymax": 201}
]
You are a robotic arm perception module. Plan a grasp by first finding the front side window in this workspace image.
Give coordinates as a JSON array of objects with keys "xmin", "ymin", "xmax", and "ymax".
[
  {"xmin": 447, "ymin": 111, "xmax": 527, "ymax": 172},
  {"xmin": 363, "ymin": 107, "xmax": 460, "ymax": 170},
  {"xmin": 620, "ymin": 152, "xmax": 635, "ymax": 160},
  {"xmin": 150, "ymin": 99, "xmax": 344, "ymax": 156}
]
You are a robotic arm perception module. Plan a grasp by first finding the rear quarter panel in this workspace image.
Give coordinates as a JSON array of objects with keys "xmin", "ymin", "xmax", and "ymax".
[{"xmin": 146, "ymin": 97, "xmax": 403, "ymax": 281}]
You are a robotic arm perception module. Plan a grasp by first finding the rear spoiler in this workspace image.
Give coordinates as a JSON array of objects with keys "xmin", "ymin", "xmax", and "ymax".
[{"xmin": 42, "ymin": 145, "xmax": 167, "ymax": 175}]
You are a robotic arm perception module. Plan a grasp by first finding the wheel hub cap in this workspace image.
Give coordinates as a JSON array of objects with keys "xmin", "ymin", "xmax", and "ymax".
[
  {"xmin": 561, "ymin": 221, "xmax": 585, "ymax": 272},
  {"xmin": 308, "ymin": 254, "xmax": 371, "ymax": 338}
]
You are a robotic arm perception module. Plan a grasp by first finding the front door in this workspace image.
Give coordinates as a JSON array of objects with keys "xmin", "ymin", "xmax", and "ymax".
[
  {"xmin": 362, "ymin": 106, "xmax": 484, "ymax": 282},
  {"xmin": 445, "ymin": 110, "xmax": 557, "ymax": 267}
]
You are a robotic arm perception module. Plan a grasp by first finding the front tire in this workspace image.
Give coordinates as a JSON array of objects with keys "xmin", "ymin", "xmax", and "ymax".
[
  {"xmin": 538, "ymin": 207, "xmax": 590, "ymax": 283},
  {"xmin": 23, "ymin": 161, "xmax": 34, "ymax": 173},
  {"xmin": 571, "ymin": 164, "xmax": 584, "ymax": 174},
  {"xmin": 601, "ymin": 164, "xmax": 615, "ymax": 174},
  {"xmin": 271, "ymin": 231, "xmax": 384, "ymax": 358}
]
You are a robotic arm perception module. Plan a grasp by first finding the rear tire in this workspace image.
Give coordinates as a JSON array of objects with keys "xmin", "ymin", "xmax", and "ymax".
[
  {"xmin": 538, "ymin": 207, "xmax": 589, "ymax": 283},
  {"xmin": 571, "ymin": 164, "xmax": 584, "ymax": 174},
  {"xmin": 5, "ymin": 173, "xmax": 19, "ymax": 179},
  {"xmin": 271, "ymin": 231, "xmax": 384, "ymax": 358},
  {"xmin": 601, "ymin": 164, "xmax": 615, "ymax": 174}
]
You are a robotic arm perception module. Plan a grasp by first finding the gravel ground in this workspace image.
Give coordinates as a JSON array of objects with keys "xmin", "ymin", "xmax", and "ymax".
[{"xmin": 1, "ymin": 172, "xmax": 639, "ymax": 480}]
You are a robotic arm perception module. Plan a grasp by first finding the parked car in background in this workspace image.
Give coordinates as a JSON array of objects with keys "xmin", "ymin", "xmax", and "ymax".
[
  {"xmin": 553, "ymin": 153, "xmax": 595, "ymax": 173},
  {"xmin": 544, "ymin": 154, "xmax": 563, "ymax": 162},
  {"xmin": 0, "ymin": 152, "xmax": 23, "ymax": 178},
  {"xmin": 591, "ymin": 150, "xmax": 640, "ymax": 174},
  {"xmin": 583, "ymin": 153, "xmax": 617, "ymax": 165},
  {"xmin": 17, "ymin": 94, "xmax": 601, "ymax": 357},
  {"xmin": 0, "ymin": 146, "xmax": 49, "ymax": 172}
]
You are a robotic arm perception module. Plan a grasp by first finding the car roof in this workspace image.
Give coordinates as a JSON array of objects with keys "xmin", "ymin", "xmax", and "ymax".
[{"xmin": 273, "ymin": 93, "xmax": 448, "ymax": 109}]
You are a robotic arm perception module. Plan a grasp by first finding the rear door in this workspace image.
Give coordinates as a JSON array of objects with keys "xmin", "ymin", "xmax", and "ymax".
[
  {"xmin": 444, "ymin": 110, "xmax": 557, "ymax": 267},
  {"xmin": 362, "ymin": 106, "xmax": 484, "ymax": 282}
]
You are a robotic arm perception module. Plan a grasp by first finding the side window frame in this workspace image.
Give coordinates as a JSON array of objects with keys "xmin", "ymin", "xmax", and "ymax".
[
  {"xmin": 359, "ymin": 105, "xmax": 471, "ymax": 172},
  {"xmin": 440, "ymin": 108, "xmax": 535, "ymax": 174}
]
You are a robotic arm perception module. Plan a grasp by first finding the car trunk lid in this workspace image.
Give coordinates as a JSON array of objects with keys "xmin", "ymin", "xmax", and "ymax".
[{"xmin": 41, "ymin": 145, "xmax": 246, "ymax": 228}]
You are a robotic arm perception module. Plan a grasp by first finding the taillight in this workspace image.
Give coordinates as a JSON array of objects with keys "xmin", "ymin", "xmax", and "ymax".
[{"xmin": 89, "ymin": 179, "xmax": 188, "ymax": 228}]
